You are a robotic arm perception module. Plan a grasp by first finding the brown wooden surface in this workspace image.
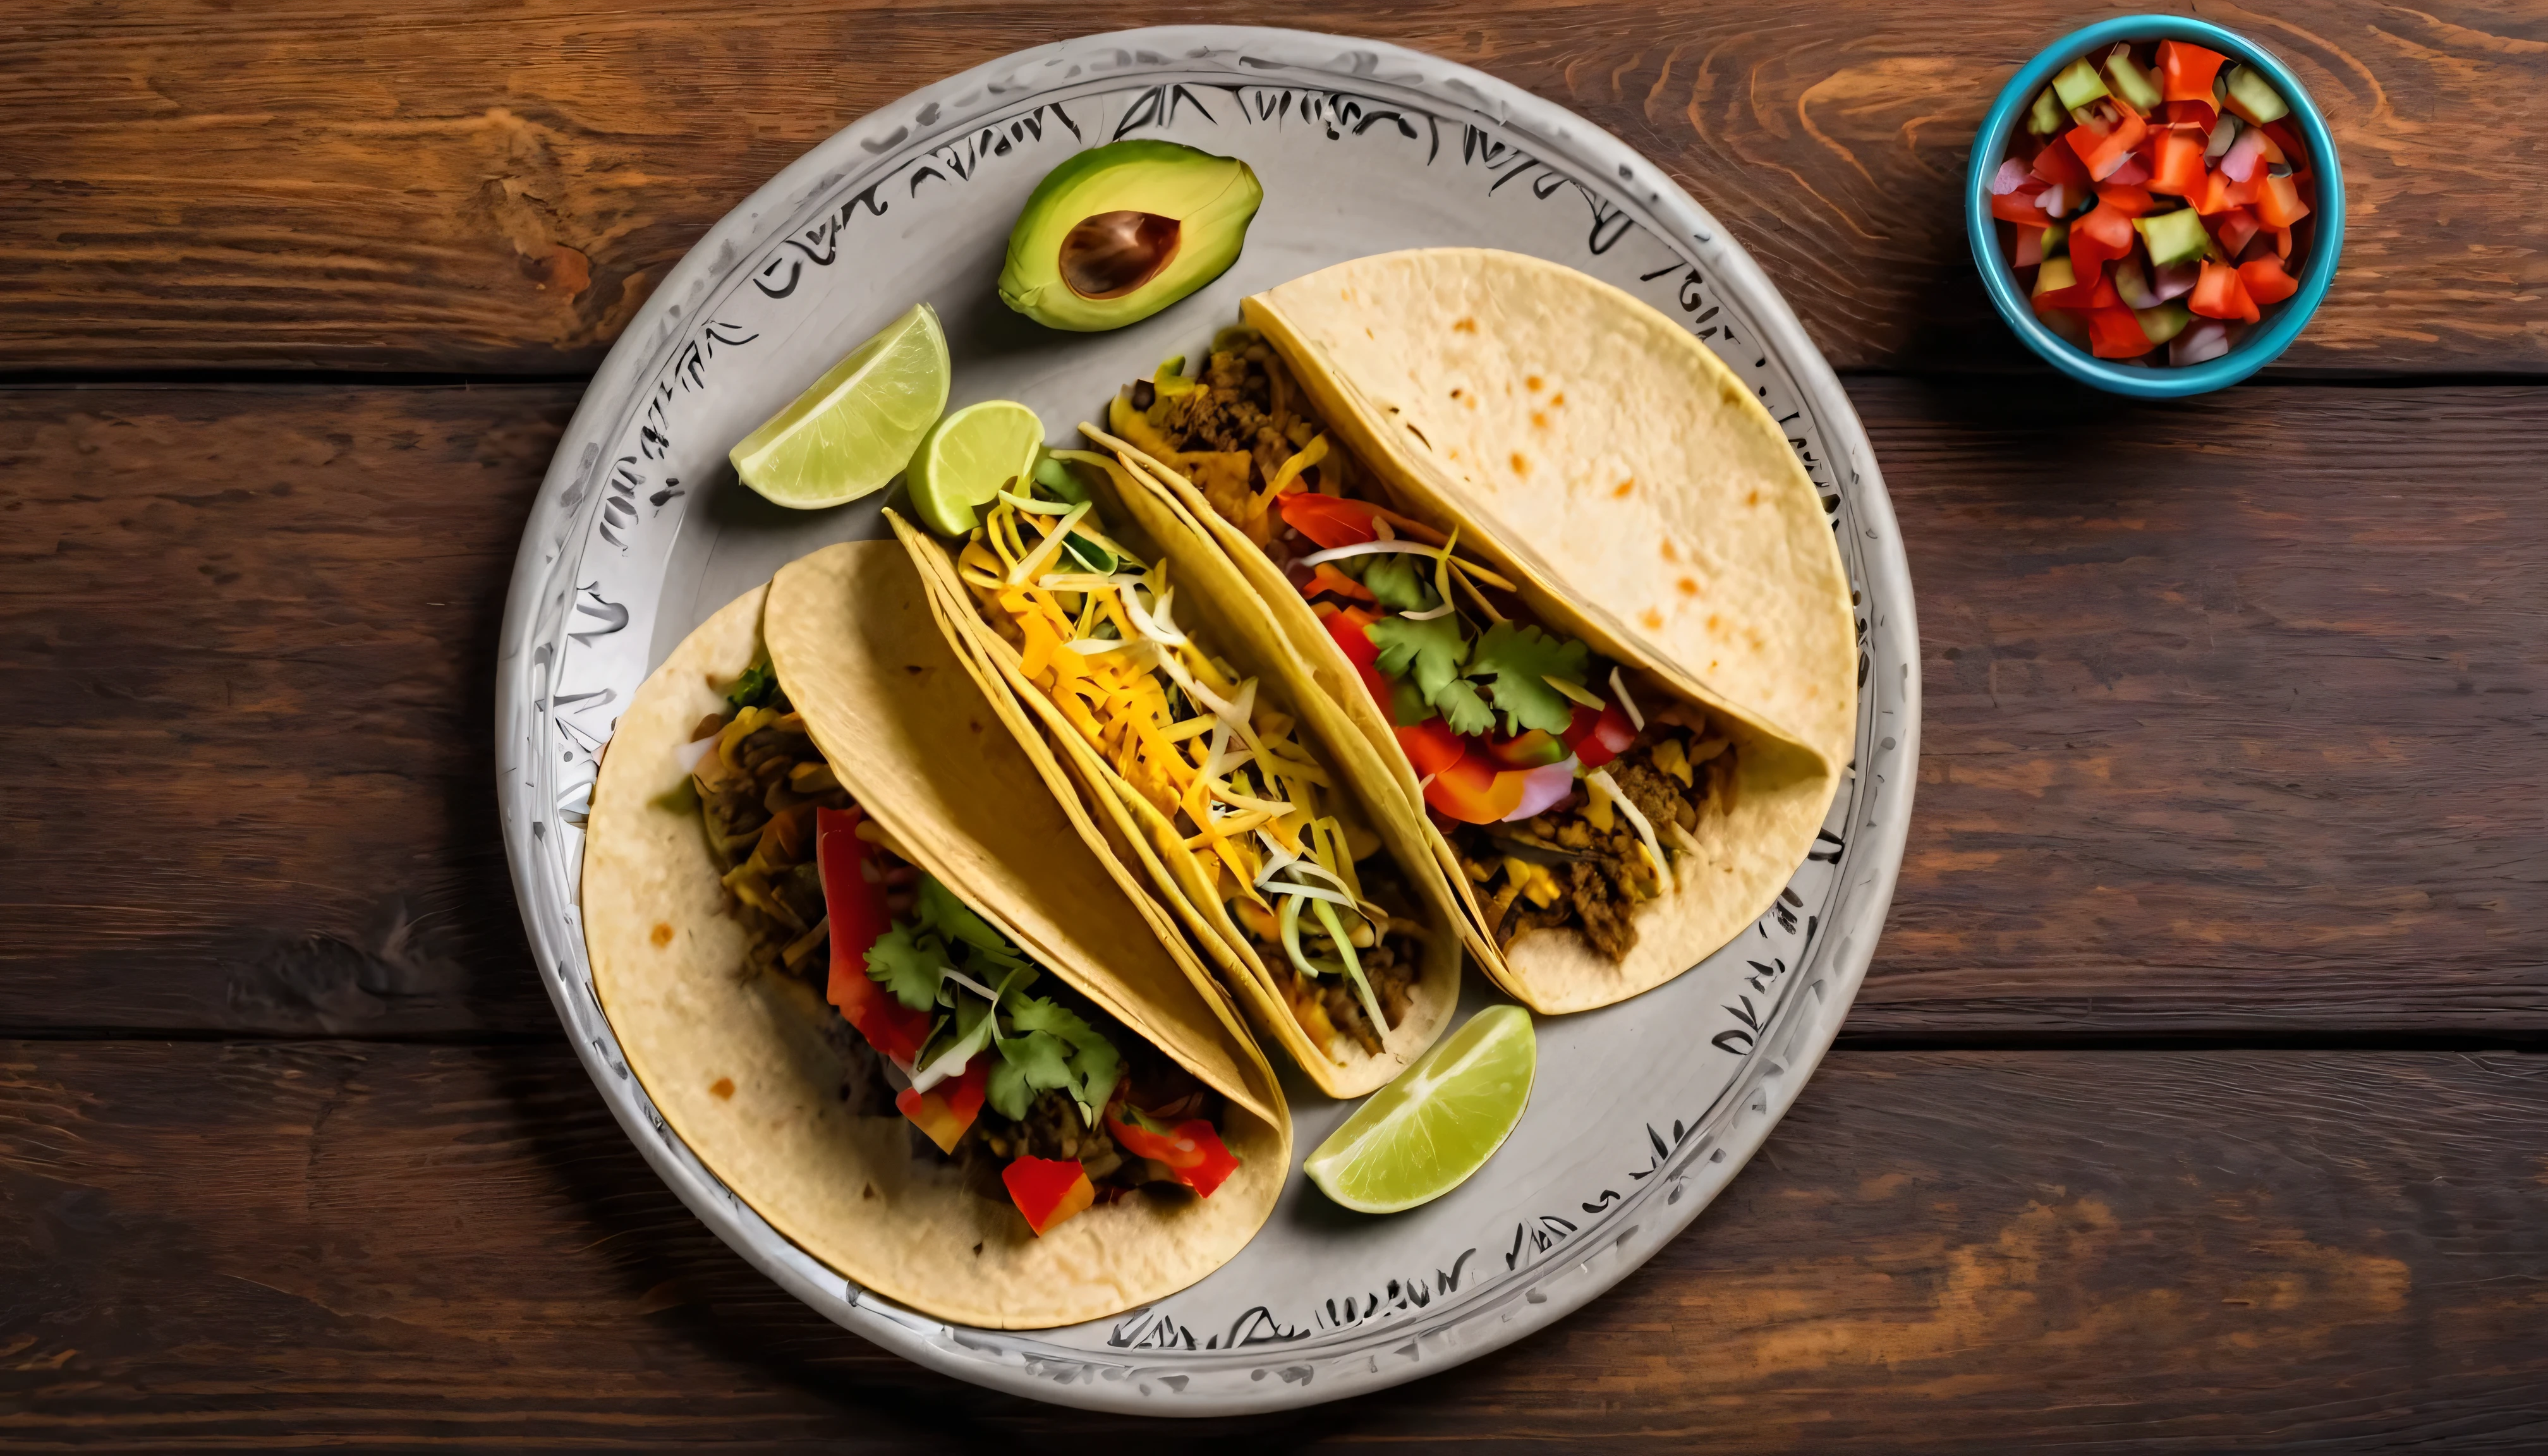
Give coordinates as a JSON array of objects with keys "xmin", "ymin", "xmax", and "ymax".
[
  {"xmin": 7, "ymin": 1041, "xmax": 2547, "ymax": 1451},
  {"xmin": 3, "ymin": 0, "xmax": 2545, "ymax": 375},
  {"xmin": 6, "ymin": 3, "xmax": 2545, "ymax": 1447},
  {"xmin": 5, "ymin": 381, "xmax": 2538, "ymax": 1040}
]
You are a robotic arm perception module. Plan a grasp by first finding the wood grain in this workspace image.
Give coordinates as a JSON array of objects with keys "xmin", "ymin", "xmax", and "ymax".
[
  {"xmin": 4, "ymin": 1040, "xmax": 2544, "ymax": 1449},
  {"xmin": 2, "ymin": 0, "xmax": 2542, "ymax": 376},
  {"xmin": 4, "ymin": 380, "xmax": 2539, "ymax": 1038}
]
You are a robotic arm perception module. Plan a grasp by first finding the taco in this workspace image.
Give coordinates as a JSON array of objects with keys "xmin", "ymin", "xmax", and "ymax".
[
  {"xmin": 581, "ymin": 542, "xmax": 1286, "ymax": 1330},
  {"xmin": 890, "ymin": 452, "xmax": 1465, "ymax": 1100},
  {"xmin": 1090, "ymin": 248, "xmax": 1857, "ymax": 1014}
]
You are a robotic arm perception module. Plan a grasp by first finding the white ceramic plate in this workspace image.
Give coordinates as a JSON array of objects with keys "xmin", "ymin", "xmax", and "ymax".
[{"xmin": 496, "ymin": 25, "xmax": 1919, "ymax": 1415}]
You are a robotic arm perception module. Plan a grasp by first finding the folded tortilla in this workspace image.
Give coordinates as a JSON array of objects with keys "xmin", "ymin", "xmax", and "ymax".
[
  {"xmin": 581, "ymin": 542, "xmax": 1287, "ymax": 1330},
  {"xmin": 1106, "ymin": 248, "xmax": 1856, "ymax": 1014}
]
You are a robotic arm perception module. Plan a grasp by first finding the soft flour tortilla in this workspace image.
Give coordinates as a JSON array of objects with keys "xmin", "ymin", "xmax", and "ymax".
[
  {"xmin": 892, "ymin": 493, "xmax": 1465, "ymax": 1101},
  {"xmin": 1098, "ymin": 249, "xmax": 1855, "ymax": 1014},
  {"xmin": 581, "ymin": 544, "xmax": 1286, "ymax": 1330}
]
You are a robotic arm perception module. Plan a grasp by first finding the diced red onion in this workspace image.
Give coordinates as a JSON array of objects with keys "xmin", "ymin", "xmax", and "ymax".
[
  {"xmin": 2113, "ymin": 257, "xmax": 2160, "ymax": 310},
  {"xmin": 2038, "ymin": 182, "xmax": 2066, "ymax": 217},
  {"xmin": 1991, "ymin": 159, "xmax": 2032, "ymax": 195},
  {"xmin": 1500, "ymin": 761, "xmax": 1580, "ymax": 823},
  {"xmin": 2219, "ymin": 128, "xmax": 2267, "ymax": 182},
  {"xmin": 2169, "ymin": 320, "xmax": 2232, "ymax": 365},
  {"xmin": 2152, "ymin": 259, "xmax": 2202, "ymax": 303},
  {"xmin": 2105, "ymin": 154, "xmax": 2153, "ymax": 186}
]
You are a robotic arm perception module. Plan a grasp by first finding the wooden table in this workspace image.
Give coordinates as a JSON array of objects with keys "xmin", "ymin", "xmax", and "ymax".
[{"xmin": 6, "ymin": 4, "xmax": 2542, "ymax": 1448}]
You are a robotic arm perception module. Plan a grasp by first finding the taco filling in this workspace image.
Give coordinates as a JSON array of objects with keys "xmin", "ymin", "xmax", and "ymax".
[
  {"xmin": 688, "ymin": 670, "xmax": 1239, "ymax": 1235},
  {"xmin": 1106, "ymin": 332, "xmax": 1737, "ymax": 962},
  {"xmin": 948, "ymin": 460, "xmax": 1424, "ymax": 1059}
]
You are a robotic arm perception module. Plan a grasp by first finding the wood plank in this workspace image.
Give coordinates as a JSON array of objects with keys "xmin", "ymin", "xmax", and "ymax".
[
  {"xmin": 2, "ymin": 380, "xmax": 2538, "ymax": 1038},
  {"xmin": 3, "ymin": 1040, "xmax": 2544, "ymax": 1447},
  {"xmin": 2, "ymin": 1, "xmax": 2542, "ymax": 375}
]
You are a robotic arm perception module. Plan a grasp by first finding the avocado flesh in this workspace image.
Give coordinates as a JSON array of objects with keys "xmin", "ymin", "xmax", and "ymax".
[{"xmin": 998, "ymin": 140, "xmax": 1263, "ymax": 332}]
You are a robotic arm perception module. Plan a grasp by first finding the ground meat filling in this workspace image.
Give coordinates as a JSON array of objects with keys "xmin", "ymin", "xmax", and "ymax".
[
  {"xmin": 1452, "ymin": 712, "xmax": 1737, "ymax": 962},
  {"xmin": 1232, "ymin": 862, "xmax": 1424, "ymax": 1056},
  {"xmin": 688, "ymin": 684, "xmax": 1219, "ymax": 1196},
  {"xmin": 1132, "ymin": 335, "xmax": 1356, "ymax": 555}
]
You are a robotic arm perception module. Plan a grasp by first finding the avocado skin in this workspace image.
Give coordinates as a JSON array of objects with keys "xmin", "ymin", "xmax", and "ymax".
[{"xmin": 998, "ymin": 140, "xmax": 1263, "ymax": 332}]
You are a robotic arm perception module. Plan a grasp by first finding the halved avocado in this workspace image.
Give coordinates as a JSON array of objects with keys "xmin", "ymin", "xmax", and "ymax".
[{"xmin": 997, "ymin": 140, "xmax": 1263, "ymax": 332}]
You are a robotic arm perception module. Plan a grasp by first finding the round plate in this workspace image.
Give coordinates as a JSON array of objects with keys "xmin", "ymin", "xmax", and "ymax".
[{"xmin": 496, "ymin": 25, "xmax": 1919, "ymax": 1416}]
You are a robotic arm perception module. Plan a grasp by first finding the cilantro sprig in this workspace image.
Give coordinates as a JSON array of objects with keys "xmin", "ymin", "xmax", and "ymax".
[{"xmin": 1362, "ymin": 594, "xmax": 1597, "ymax": 740}]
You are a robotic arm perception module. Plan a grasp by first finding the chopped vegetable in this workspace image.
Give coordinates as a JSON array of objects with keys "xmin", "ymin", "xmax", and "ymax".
[
  {"xmin": 1423, "ymin": 749, "xmax": 1524, "ymax": 825},
  {"xmin": 2170, "ymin": 318, "xmax": 2233, "ymax": 365},
  {"xmin": 2223, "ymin": 66, "xmax": 2290, "ymax": 124},
  {"xmin": 2051, "ymin": 57, "xmax": 2111, "ymax": 109},
  {"xmin": 2027, "ymin": 87, "xmax": 2067, "ymax": 135},
  {"xmin": 1105, "ymin": 1109, "xmax": 1242, "ymax": 1198},
  {"xmin": 2188, "ymin": 259, "xmax": 2261, "ymax": 324},
  {"xmin": 2087, "ymin": 306, "xmax": 2154, "ymax": 359},
  {"xmin": 2134, "ymin": 208, "xmax": 2212, "ymax": 268},
  {"xmin": 2238, "ymin": 255, "xmax": 2300, "ymax": 305},
  {"xmin": 2159, "ymin": 40, "xmax": 2228, "ymax": 112},
  {"xmin": 2105, "ymin": 50, "xmax": 2165, "ymax": 111},
  {"xmin": 1002, "ymin": 1156, "xmax": 1096, "ymax": 1235},
  {"xmin": 2134, "ymin": 301, "xmax": 2195, "ymax": 344}
]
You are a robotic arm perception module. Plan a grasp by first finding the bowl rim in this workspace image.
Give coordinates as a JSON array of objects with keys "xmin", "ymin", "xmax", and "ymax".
[{"xmin": 1965, "ymin": 14, "xmax": 2345, "ymax": 397}]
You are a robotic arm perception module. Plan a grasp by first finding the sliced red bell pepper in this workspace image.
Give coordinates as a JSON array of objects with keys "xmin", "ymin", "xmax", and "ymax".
[
  {"xmin": 2221, "ymin": 169, "xmax": 2264, "ymax": 209},
  {"xmin": 2094, "ymin": 181, "xmax": 2158, "ymax": 217},
  {"xmin": 816, "ymin": 806, "xmax": 931, "ymax": 1069},
  {"xmin": 1002, "ymin": 1156, "xmax": 1096, "ymax": 1236},
  {"xmin": 2159, "ymin": 40, "xmax": 2228, "ymax": 107},
  {"xmin": 2272, "ymin": 226, "xmax": 2293, "ymax": 260},
  {"xmin": 1277, "ymin": 492, "xmax": 1379, "ymax": 551},
  {"xmin": 2164, "ymin": 97, "xmax": 2217, "ymax": 130},
  {"xmin": 896, "ymin": 1060, "xmax": 988, "ymax": 1154},
  {"xmin": 1105, "ymin": 1111, "xmax": 1242, "ymax": 1198},
  {"xmin": 2029, "ymin": 136, "xmax": 2092, "ymax": 189},
  {"xmin": 2254, "ymin": 172, "xmax": 2312, "ymax": 229},
  {"xmin": 2188, "ymin": 260, "xmax": 2260, "ymax": 324},
  {"xmin": 2147, "ymin": 130, "xmax": 2207, "ymax": 196},
  {"xmin": 2238, "ymin": 255, "xmax": 2300, "ymax": 305},
  {"xmin": 1395, "ymin": 717, "xmax": 1468, "ymax": 777},
  {"xmin": 2087, "ymin": 306, "xmax": 2155, "ymax": 360},
  {"xmin": 1424, "ymin": 749, "xmax": 1525, "ymax": 825},
  {"xmin": 1323, "ymin": 605, "xmax": 1393, "ymax": 711},
  {"xmin": 2211, "ymin": 206, "xmax": 2261, "ymax": 260},
  {"xmin": 1560, "ymin": 701, "xmax": 1639, "ymax": 770},
  {"xmin": 2193, "ymin": 169, "xmax": 2235, "ymax": 215}
]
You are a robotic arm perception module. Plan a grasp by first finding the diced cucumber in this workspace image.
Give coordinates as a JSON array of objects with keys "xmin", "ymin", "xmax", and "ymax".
[
  {"xmin": 2223, "ymin": 66, "xmax": 2290, "ymax": 125},
  {"xmin": 2031, "ymin": 255, "xmax": 2077, "ymax": 299},
  {"xmin": 2105, "ymin": 51, "xmax": 2164, "ymax": 111},
  {"xmin": 2051, "ymin": 58, "xmax": 2111, "ymax": 110},
  {"xmin": 2133, "ymin": 301, "xmax": 2194, "ymax": 344},
  {"xmin": 2027, "ymin": 87, "xmax": 2066, "ymax": 135},
  {"xmin": 2135, "ymin": 209, "xmax": 2212, "ymax": 267}
]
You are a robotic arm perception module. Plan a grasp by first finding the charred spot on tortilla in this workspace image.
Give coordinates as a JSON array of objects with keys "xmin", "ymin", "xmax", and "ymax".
[
  {"xmin": 1453, "ymin": 317, "xmax": 1477, "ymax": 333},
  {"xmin": 651, "ymin": 922, "xmax": 675, "ymax": 947},
  {"xmin": 1510, "ymin": 452, "xmax": 1528, "ymax": 475},
  {"xmin": 710, "ymin": 1076, "xmax": 736, "ymax": 1100}
]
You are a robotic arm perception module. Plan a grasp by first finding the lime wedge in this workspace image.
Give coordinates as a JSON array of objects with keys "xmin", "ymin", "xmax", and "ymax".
[
  {"xmin": 729, "ymin": 303, "xmax": 950, "ymax": 509},
  {"xmin": 1304, "ymin": 1004, "xmax": 1535, "ymax": 1213},
  {"xmin": 907, "ymin": 399, "xmax": 1046, "ymax": 536}
]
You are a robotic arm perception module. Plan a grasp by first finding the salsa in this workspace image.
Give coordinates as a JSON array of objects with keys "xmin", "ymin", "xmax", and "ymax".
[{"xmin": 1990, "ymin": 39, "xmax": 2314, "ymax": 365}]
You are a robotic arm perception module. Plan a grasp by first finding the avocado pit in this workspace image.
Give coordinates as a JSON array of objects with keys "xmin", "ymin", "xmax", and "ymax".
[{"xmin": 1060, "ymin": 210, "xmax": 1182, "ymax": 300}]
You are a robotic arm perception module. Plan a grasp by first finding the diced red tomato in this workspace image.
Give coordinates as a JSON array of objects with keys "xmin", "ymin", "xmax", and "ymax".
[
  {"xmin": 2067, "ymin": 200, "xmax": 2138, "ymax": 279},
  {"xmin": 1561, "ymin": 701, "xmax": 1639, "ymax": 770},
  {"xmin": 1395, "ymin": 717, "xmax": 1468, "ymax": 777},
  {"xmin": 2030, "ymin": 138, "xmax": 2091, "ymax": 189},
  {"xmin": 2164, "ymin": 97, "xmax": 2217, "ymax": 130},
  {"xmin": 2238, "ymin": 256, "xmax": 2301, "ymax": 305},
  {"xmin": 1483, "ymin": 728, "xmax": 1570, "ymax": 769},
  {"xmin": 1002, "ymin": 1156, "xmax": 1096, "ymax": 1236},
  {"xmin": 1991, "ymin": 189, "xmax": 2053, "ymax": 226},
  {"xmin": 2211, "ymin": 207, "xmax": 2261, "ymax": 260},
  {"xmin": 2012, "ymin": 224, "xmax": 2046, "ymax": 269},
  {"xmin": 2087, "ymin": 306, "xmax": 2155, "ymax": 360},
  {"xmin": 2272, "ymin": 226, "xmax": 2293, "ymax": 260},
  {"xmin": 2147, "ymin": 130, "xmax": 2207, "ymax": 196},
  {"xmin": 2068, "ymin": 111, "xmax": 2148, "ymax": 181},
  {"xmin": 2094, "ymin": 182, "xmax": 2158, "ymax": 217},
  {"xmin": 1105, "ymin": 1113, "xmax": 1242, "ymax": 1198},
  {"xmin": 2188, "ymin": 260, "xmax": 2261, "ymax": 324},
  {"xmin": 2260, "ymin": 119, "xmax": 2307, "ymax": 164},
  {"xmin": 2254, "ymin": 172, "xmax": 2312, "ymax": 229},
  {"xmin": 1277, "ymin": 492, "xmax": 1379, "ymax": 551},
  {"xmin": 2159, "ymin": 40, "xmax": 2228, "ymax": 106},
  {"xmin": 2221, "ymin": 170, "xmax": 2264, "ymax": 209},
  {"xmin": 1424, "ymin": 750, "xmax": 1526, "ymax": 825},
  {"xmin": 816, "ymin": 807, "xmax": 931, "ymax": 1069},
  {"xmin": 896, "ymin": 1061, "xmax": 988, "ymax": 1154},
  {"xmin": 2193, "ymin": 169, "xmax": 2235, "ymax": 215}
]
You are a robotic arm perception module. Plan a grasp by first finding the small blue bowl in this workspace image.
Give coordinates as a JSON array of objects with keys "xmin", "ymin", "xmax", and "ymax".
[{"xmin": 1968, "ymin": 15, "xmax": 2344, "ymax": 397}]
